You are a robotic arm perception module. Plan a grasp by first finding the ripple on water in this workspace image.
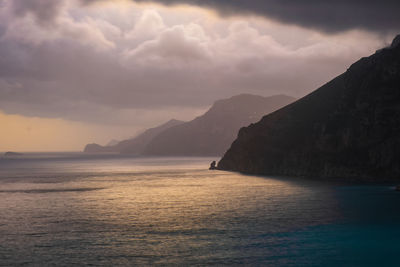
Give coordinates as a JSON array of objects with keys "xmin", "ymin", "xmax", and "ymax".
[{"xmin": 0, "ymin": 156, "xmax": 399, "ymax": 266}]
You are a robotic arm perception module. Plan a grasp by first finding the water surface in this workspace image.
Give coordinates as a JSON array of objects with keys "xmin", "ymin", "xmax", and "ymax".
[{"xmin": 0, "ymin": 153, "xmax": 399, "ymax": 266}]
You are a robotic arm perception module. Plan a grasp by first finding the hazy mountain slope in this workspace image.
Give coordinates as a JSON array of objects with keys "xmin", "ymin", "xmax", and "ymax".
[
  {"xmin": 106, "ymin": 139, "xmax": 119, "ymax": 146},
  {"xmin": 218, "ymin": 35, "xmax": 400, "ymax": 181},
  {"xmin": 142, "ymin": 94, "xmax": 296, "ymax": 156},
  {"xmin": 84, "ymin": 119, "xmax": 184, "ymax": 154}
]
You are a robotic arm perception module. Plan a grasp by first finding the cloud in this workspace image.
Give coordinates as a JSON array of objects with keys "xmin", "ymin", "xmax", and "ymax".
[
  {"xmin": 125, "ymin": 24, "xmax": 210, "ymax": 65},
  {"xmin": 0, "ymin": 1, "xmax": 389, "ymax": 130},
  {"xmin": 126, "ymin": 9, "xmax": 165, "ymax": 41},
  {"xmin": 11, "ymin": 0, "xmax": 64, "ymax": 26},
  {"xmin": 9, "ymin": 0, "xmax": 400, "ymax": 34},
  {"xmin": 134, "ymin": 0, "xmax": 400, "ymax": 33},
  {"xmin": 9, "ymin": 0, "xmax": 103, "ymax": 26}
]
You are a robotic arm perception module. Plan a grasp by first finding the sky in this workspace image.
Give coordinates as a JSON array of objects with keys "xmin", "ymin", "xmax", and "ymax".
[{"xmin": 0, "ymin": 0, "xmax": 398, "ymax": 151}]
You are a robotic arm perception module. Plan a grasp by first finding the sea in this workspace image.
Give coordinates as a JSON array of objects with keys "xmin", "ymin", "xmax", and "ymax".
[{"xmin": 0, "ymin": 153, "xmax": 399, "ymax": 266}]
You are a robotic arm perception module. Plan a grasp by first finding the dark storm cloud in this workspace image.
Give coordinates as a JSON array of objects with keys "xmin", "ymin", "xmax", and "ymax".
[
  {"xmin": 135, "ymin": 0, "xmax": 400, "ymax": 33},
  {"xmin": 10, "ymin": 0, "xmax": 400, "ymax": 33}
]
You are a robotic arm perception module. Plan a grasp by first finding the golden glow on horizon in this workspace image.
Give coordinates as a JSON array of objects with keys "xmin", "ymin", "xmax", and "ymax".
[{"xmin": 0, "ymin": 111, "xmax": 121, "ymax": 152}]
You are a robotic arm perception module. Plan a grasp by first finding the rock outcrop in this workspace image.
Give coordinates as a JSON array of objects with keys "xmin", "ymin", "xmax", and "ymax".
[
  {"xmin": 209, "ymin": 161, "xmax": 217, "ymax": 170},
  {"xmin": 218, "ymin": 35, "xmax": 400, "ymax": 181},
  {"xmin": 142, "ymin": 94, "xmax": 296, "ymax": 156}
]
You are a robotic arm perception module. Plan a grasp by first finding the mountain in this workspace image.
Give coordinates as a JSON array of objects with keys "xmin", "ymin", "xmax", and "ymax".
[
  {"xmin": 3, "ymin": 152, "xmax": 23, "ymax": 157},
  {"xmin": 83, "ymin": 119, "xmax": 184, "ymax": 154},
  {"xmin": 218, "ymin": 35, "xmax": 400, "ymax": 181},
  {"xmin": 142, "ymin": 94, "xmax": 296, "ymax": 156},
  {"xmin": 106, "ymin": 139, "xmax": 120, "ymax": 147}
]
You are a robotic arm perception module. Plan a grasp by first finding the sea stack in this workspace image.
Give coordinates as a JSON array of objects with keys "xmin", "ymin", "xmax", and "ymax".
[{"xmin": 209, "ymin": 161, "xmax": 217, "ymax": 170}]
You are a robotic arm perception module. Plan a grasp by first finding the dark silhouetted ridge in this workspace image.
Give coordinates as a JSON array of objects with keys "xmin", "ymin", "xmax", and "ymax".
[{"xmin": 218, "ymin": 35, "xmax": 400, "ymax": 181}]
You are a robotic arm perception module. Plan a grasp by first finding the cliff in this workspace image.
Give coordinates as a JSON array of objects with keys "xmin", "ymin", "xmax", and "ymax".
[
  {"xmin": 218, "ymin": 35, "xmax": 400, "ymax": 181},
  {"xmin": 142, "ymin": 94, "xmax": 296, "ymax": 156}
]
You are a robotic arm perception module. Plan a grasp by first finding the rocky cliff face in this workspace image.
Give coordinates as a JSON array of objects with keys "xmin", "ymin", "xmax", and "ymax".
[
  {"xmin": 218, "ymin": 35, "xmax": 400, "ymax": 181},
  {"xmin": 142, "ymin": 94, "xmax": 296, "ymax": 156}
]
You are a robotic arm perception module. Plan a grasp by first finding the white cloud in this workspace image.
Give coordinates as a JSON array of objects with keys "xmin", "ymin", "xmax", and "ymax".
[
  {"xmin": 126, "ymin": 9, "xmax": 165, "ymax": 41},
  {"xmin": 125, "ymin": 24, "xmax": 211, "ymax": 66}
]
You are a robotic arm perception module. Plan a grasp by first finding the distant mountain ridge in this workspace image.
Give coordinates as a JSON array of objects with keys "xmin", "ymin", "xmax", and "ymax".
[
  {"xmin": 218, "ymin": 35, "xmax": 400, "ymax": 181},
  {"xmin": 84, "ymin": 94, "xmax": 296, "ymax": 156},
  {"xmin": 106, "ymin": 139, "xmax": 120, "ymax": 147},
  {"xmin": 142, "ymin": 94, "xmax": 296, "ymax": 156},
  {"xmin": 3, "ymin": 152, "xmax": 24, "ymax": 157},
  {"xmin": 84, "ymin": 119, "xmax": 184, "ymax": 154}
]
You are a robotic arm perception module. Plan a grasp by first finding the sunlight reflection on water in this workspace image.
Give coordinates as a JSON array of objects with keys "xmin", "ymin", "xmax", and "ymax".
[{"xmin": 0, "ymin": 155, "xmax": 399, "ymax": 266}]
